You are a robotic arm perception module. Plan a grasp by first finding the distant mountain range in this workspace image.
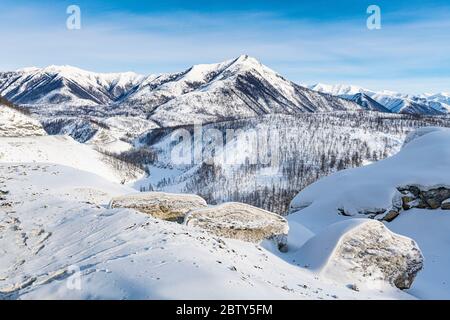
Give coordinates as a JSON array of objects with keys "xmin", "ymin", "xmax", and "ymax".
[
  {"xmin": 0, "ymin": 56, "xmax": 448, "ymax": 130},
  {"xmin": 0, "ymin": 56, "xmax": 365, "ymax": 127},
  {"xmin": 309, "ymin": 83, "xmax": 450, "ymax": 115}
]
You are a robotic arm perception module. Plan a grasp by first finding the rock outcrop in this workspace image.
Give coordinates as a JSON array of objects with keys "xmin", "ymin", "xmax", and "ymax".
[
  {"xmin": 109, "ymin": 192, "xmax": 207, "ymax": 222},
  {"xmin": 0, "ymin": 104, "xmax": 46, "ymax": 137},
  {"xmin": 359, "ymin": 185, "xmax": 450, "ymax": 222},
  {"xmin": 398, "ymin": 185, "xmax": 450, "ymax": 211},
  {"xmin": 298, "ymin": 219, "xmax": 423, "ymax": 290},
  {"xmin": 184, "ymin": 202, "xmax": 289, "ymax": 250}
]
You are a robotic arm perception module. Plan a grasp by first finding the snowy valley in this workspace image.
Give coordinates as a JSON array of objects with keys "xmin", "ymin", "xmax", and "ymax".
[{"xmin": 1, "ymin": 56, "xmax": 450, "ymax": 300}]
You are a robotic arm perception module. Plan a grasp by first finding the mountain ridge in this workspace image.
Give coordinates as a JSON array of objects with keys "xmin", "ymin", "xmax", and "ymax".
[
  {"xmin": 309, "ymin": 83, "xmax": 450, "ymax": 115},
  {"xmin": 0, "ymin": 55, "xmax": 364, "ymax": 127}
]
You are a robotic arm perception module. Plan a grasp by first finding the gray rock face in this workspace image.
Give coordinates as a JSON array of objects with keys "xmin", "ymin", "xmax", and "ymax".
[
  {"xmin": 184, "ymin": 202, "xmax": 289, "ymax": 249},
  {"xmin": 398, "ymin": 186, "xmax": 450, "ymax": 211},
  {"xmin": 109, "ymin": 192, "xmax": 207, "ymax": 222},
  {"xmin": 298, "ymin": 220, "xmax": 424, "ymax": 290}
]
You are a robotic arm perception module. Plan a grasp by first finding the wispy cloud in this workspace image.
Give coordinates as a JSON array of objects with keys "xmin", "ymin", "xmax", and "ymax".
[{"xmin": 1, "ymin": 3, "xmax": 449, "ymax": 93}]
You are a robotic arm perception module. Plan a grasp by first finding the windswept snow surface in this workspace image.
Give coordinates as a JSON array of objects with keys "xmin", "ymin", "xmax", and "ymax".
[
  {"xmin": 0, "ymin": 163, "xmax": 411, "ymax": 300},
  {"xmin": 288, "ymin": 127, "xmax": 450, "ymax": 299},
  {"xmin": 0, "ymin": 135, "xmax": 143, "ymax": 184}
]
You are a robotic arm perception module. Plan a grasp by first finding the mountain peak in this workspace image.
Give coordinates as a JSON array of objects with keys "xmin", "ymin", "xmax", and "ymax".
[{"xmin": 233, "ymin": 54, "xmax": 261, "ymax": 66}]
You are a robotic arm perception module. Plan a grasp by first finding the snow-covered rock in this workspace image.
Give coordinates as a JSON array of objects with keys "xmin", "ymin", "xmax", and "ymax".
[
  {"xmin": 398, "ymin": 185, "xmax": 450, "ymax": 210},
  {"xmin": 297, "ymin": 219, "xmax": 423, "ymax": 290},
  {"xmin": 0, "ymin": 104, "xmax": 46, "ymax": 137},
  {"xmin": 109, "ymin": 192, "xmax": 207, "ymax": 222},
  {"xmin": 442, "ymin": 199, "xmax": 450, "ymax": 210},
  {"xmin": 185, "ymin": 202, "xmax": 289, "ymax": 250}
]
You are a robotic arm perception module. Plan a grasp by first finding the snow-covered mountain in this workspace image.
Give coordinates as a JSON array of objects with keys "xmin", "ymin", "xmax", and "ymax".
[
  {"xmin": 0, "ymin": 65, "xmax": 144, "ymax": 107},
  {"xmin": 119, "ymin": 55, "xmax": 361, "ymax": 127},
  {"xmin": 348, "ymin": 93, "xmax": 391, "ymax": 113},
  {"xmin": 2, "ymin": 58, "xmax": 447, "ymax": 134},
  {"xmin": 2, "ymin": 61, "xmax": 450, "ymax": 299},
  {"xmin": 310, "ymin": 83, "xmax": 450, "ymax": 115},
  {"xmin": 0, "ymin": 56, "xmax": 362, "ymax": 127}
]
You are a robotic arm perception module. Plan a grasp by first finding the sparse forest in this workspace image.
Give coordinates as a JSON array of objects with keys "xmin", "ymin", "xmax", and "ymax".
[{"xmin": 131, "ymin": 112, "xmax": 450, "ymax": 214}]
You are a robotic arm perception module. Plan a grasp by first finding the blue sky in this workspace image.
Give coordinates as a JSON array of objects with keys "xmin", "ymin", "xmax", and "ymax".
[{"xmin": 1, "ymin": 0, "xmax": 450, "ymax": 93}]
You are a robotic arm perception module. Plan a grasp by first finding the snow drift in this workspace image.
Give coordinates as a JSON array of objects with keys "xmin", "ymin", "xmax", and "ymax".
[
  {"xmin": 289, "ymin": 126, "xmax": 450, "ymax": 225},
  {"xmin": 288, "ymin": 126, "xmax": 450, "ymax": 299},
  {"xmin": 0, "ymin": 135, "xmax": 143, "ymax": 184}
]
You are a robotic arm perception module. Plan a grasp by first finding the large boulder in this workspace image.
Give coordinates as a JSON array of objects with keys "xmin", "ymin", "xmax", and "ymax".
[
  {"xmin": 297, "ymin": 219, "xmax": 423, "ymax": 290},
  {"xmin": 109, "ymin": 192, "xmax": 207, "ymax": 222},
  {"xmin": 184, "ymin": 202, "xmax": 289, "ymax": 250}
]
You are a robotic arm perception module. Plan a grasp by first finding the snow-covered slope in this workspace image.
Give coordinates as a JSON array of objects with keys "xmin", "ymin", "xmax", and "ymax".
[
  {"xmin": 288, "ymin": 127, "xmax": 450, "ymax": 299},
  {"xmin": 41, "ymin": 116, "xmax": 160, "ymax": 153},
  {"xmin": 310, "ymin": 84, "xmax": 449, "ymax": 115},
  {"xmin": 0, "ymin": 135, "xmax": 143, "ymax": 184},
  {"xmin": 0, "ymin": 163, "xmax": 411, "ymax": 299}
]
